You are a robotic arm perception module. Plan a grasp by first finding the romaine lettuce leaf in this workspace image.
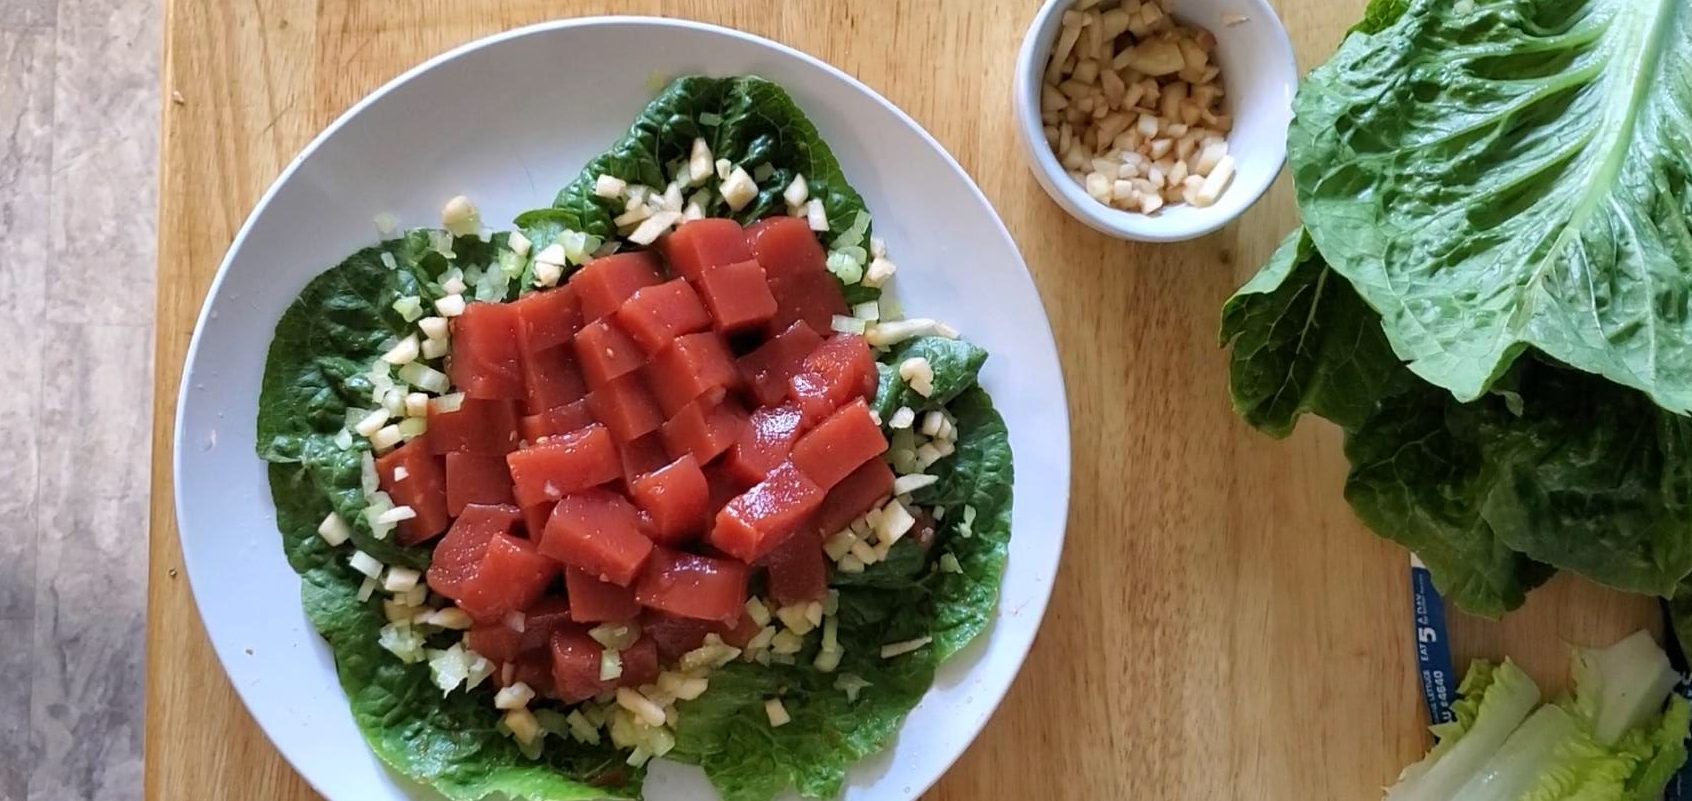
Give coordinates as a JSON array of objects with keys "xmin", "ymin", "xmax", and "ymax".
[{"xmin": 1292, "ymin": 0, "xmax": 1692, "ymax": 411}]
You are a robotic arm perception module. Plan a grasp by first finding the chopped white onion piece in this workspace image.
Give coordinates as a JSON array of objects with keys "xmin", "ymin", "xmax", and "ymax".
[
  {"xmin": 428, "ymin": 607, "xmax": 473, "ymax": 630},
  {"xmin": 775, "ymin": 605, "xmax": 815, "ymax": 636},
  {"xmin": 374, "ymin": 212, "xmax": 400, "ymax": 239},
  {"xmin": 392, "ymin": 295, "xmax": 423, "ymax": 322},
  {"xmin": 899, "ymin": 357, "xmax": 935, "ymax": 398},
  {"xmin": 920, "ymin": 410, "xmax": 945, "ymax": 437},
  {"xmin": 714, "ymin": 158, "xmax": 732, "ymax": 181},
  {"xmin": 317, "ymin": 512, "xmax": 352, "ymax": 546},
  {"xmin": 782, "ymin": 173, "xmax": 809, "ymax": 207},
  {"xmin": 830, "ymin": 315, "xmax": 866, "ymax": 335},
  {"xmin": 354, "ymin": 408, "xmax": 390, "ymax": 437},
  {"xmin": 837, "ymin": 554, "xmax": 865, "ymax": 573},
  {"xmin": 504, "ymin": 228, "xmax": 532, "ymax": 257},
  {"xmin": 660, "ymin": 181, "xmax": 684, "ymax": 212},
  {"xmin": 877, "ymin": 499, "xmax": 917, "ymax": 544},
  {"xmin": 616, "ymin": 687, "xmax": 667, "ymax": 727},
  {"xmin": 863, "ymin": 256, "xmax": 897, "ymax": 288},
  {"xmin": 764, "ymin": 698, "xmax": 791, "ymax": 727},
  {"xmin": 420, "ymin": 338, "xmax": 449, "ymax": 360},
  {"xmin": 688, "ymin": 138, "xmax": 714, "ymax": 186},
  {"xmin": 594, "ymin": 174, "xmax": 627, "ymax": 199},
  {"xmin": 534, "ymin": 242, "xmax": 568, "ymax": 267},
  {"xmin": 374, "ymin": 505, "xmax": 416, "ymax": 525},
  {"xmin": 534, "ymin": 259, "xmax": 563, "ymax": 288},
  {"xmin": 938, "ymin": 552, "xmax": 963, "ymax": 573},
  {"xmin": 429, "ymin": 392, "xmax": 466, "ymax": 414},
  {"xmin": 383, "ymin": 566, "xmax": 421, "ymax": 593},
  {"xmin": 441, "ymin": 195, "xmax": 480, "ymax": 236},
  {"xmin": 835, "ymin": 672, "xmax": 872, "ymax": 701},
  {"xmin": 434, "ymin": 294, "xmax": 466, "ymax": 317},
  {"xmin": 880, "ymin": 636, "xmax": 932, "ymax": 659},
  {"xmin": 360, "ymin": 452, "xmax": 379, "ymax": 495},
  {"xmin": 745, "ymin": 597, "xmax": 772, "ymax": 627},
  {"xmin": 418, "ymin": 316, "xmax": 449, "ymax": 341},
  {"xmin": 627, "ymin": 210, "xmax": 682, "ymax": 246},
  {"xmin": 813, "ymin": 645, "xmax": 842, "ymax": 673},
  {"xmin": 720, "ymin": 166, "xmax": 758, "ymax": 211},
  {"xmin": 495, "ymin": 682, "xmax": 536, "ymax": 711},
  {"xmin": 441, "ymin": 275, "xmax": 468, "ymax": 295},
  {"xmin": 504, "ymin": 708, "xmax": 542, "ymax": 745},
  {"xmin": 888, "ymin": 407, "xmax": 916, "ymax": 430},
  {"xmin": 892, "ymin": 473, "xmax": 938, "ymax": 495},
  {"xmin": 399, "ymin": 362, "xmax": 451, "ymax": 394},
  {"xmin": 613, "ymin": 203, "xmax": 652, "ymax": 228},
  {"xmin": 865, "ymin": 318, "xmax": 950, "ymax": 347},
  {"xmin": 600, "ymin": 649, "xmax": 623, "ymax": 681},
  {"xmin": 380, "ymin": 335, "xmax": 420, "ymax": 366},
  {"xmin": 852, "ymin": 301, "xmax": 880, "ymax": 322},
  {"xmin": 403, "ymin": 392, "xmax": 429, "ymax": 418},
  {"xmin": 805, "ymin": 199, "xmax": 829, "ymax": 232},
  {"xmin": 349, "ymin": 550, "xmax": 384, "ymax": 578},
  {"xmin": 369, "ymin": 424, "xmax": 403, "ymax": 452}
]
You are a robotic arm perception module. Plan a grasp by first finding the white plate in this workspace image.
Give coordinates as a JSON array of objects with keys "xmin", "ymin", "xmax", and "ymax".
[{"xmin": 174, "ymin": 17, "xmax": 1070, "ymax": 801}]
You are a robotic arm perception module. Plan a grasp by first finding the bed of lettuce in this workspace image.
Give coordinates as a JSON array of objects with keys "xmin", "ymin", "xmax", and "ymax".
[
  {"xmin": 1221, "ymin": 0, "xmax": 1692, "ymax": 619},
  {"xmin": 255, "ymin": 76, "xmax": 1013, "ymax": 801}
]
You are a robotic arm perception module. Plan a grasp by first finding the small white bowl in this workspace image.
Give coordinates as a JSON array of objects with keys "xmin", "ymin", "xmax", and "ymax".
[{"xmin": 1014, "ymin": 0, "xmax": 1298, "ymax": 242}]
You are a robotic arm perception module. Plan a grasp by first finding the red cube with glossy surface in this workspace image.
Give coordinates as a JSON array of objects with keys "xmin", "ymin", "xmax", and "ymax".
[
  {"xmin": 630, "ymin": 454, "xmax": 711, "ymax": 545},
  {"xmin": 550, "ymin": 629, "xmax": 658, "ymax": 703},
  {"xmin": 696, "ymin": 259, "xmax": 777, "ymax": 334},
  {"xmin": 768, "ymin": 271, "xmax": 849, "ymax": 337},
  {"xmin": 573, "ymin": 318, "xmax": 646, "ymax": 390},
  {"xmin": 617, "ymin": 434, "xmax": 671, "ymax": 488},
  {"xmin": 519, "ymin": 345, "xmax": 588, "ymax": 413},
  {"xmin": 450, "ymin": 301, "xmax": 527, "ymax": 399},
  {"xmin": 805, "ymin": 334, "xmax": 878, "ymax": 401},
  {"xmin": 444, "ymin": 452, "xmax": 515, "ymax": 516},
  {"xmin": 765, "ymin": 528, "xmax": 828, "ymax": 605},
  {"xmin": 586, "ymin": 373, "xmax": 664, "ymax": 442},
  {"xmin": 745, "ymin": 216, "xmax": 827, "ymax": 282},
  {"xmin": 428, "ymin": 503, "xmax": 523, "ymax": 598},
  {"xmin": 459, "ymin": 534, "xmax": 559, "ymax": 623},
  {"xmin": 565, "ymin": 566, "xmax": 641, "ymax": 623},
  {"xmin": 790, "ymin": 398, "xmax": 887, "ymax": 489},
  {"xmin": 810, "ymin": 458, "xmax": 895, "ymax": 537},
  {"xmin": 663, "ymin": 218, "xmax": 753, "ymax": 282},
  {"xmin": 376, "ymin": 438, "xmax": 450, "ymax": 545},
  {"xmin": 519, "ymin": 399, "xmax": 594, "ymax": 443},
  {"xmin": 428, "ymin": 398, "xmax": 521, "ymax": 456},
  {"xmin": 511, "ymin": 285, "xmax": 583, "ymax": 353},
  {"xmin": 506, "ymin": 423, "xmax": 621, "ymax": 507},
  {"xmin": 634, "ymin": 548, "xmax": 749, "ymax": 623},
  {"xmin": 520, "ymin": 596, "xmax": 577, "ymax": 652},
  {"xmin": 540, "ymin": 488, "xmax": 654, "ymax": 586},
  {"xmin": 709, "ymin": 462, "xmax": 825, "ymax": 562},
  {"xmin": 723, "ymin": 402, "xmax": 806, "ymax": 486},
  {"xmin": 645, "ymin": 332, "xmax": 739, "ymax": 415},
  {"xmin": 467, "ymin": 625, "xmax": 525, "ymax": 663},
  {"xmin": 737, "ymin": 321, "xmax": 824, "ymax": 407},
  {"xmin": 571, "ymin": 252, "xmax": 663, "ymax": 321},
  {"xmin": 616, "ymin": 279, "xmax": 711, "ymax": 354},
  {"xmin": 521, "ymin": 502, "xmax": 555, "ymax": 541},
  {"xmin": 661, "ymin": 399, "xmax": 747, "ymax": 465}
]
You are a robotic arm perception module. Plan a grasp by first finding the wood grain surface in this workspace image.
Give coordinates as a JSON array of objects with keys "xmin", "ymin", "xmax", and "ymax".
[{"xmin": 145, "ymin": 1, "xmax": 1660, "ymax": 799}]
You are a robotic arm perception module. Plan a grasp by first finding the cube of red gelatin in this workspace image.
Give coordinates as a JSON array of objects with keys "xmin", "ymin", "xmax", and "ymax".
[
  {"xmin": 521, "ymin": 502, "xmax": 555, "ymax": 542},
  {"xmin": 540, "ymin": 488, "xmax": 654, "ymax": 586},
  {"xmin": 455, "ymin": 532, "xmax": 560, "ymax": 623},
  {"xmin": 450, "ymin": 301, "xmax": 527, "ymax": 399},
  {"xmin": 804, "ymin": 334, "xmax": 878, "ymax": 401},
  {"xmin": 519, "ymin": 345, "xmax": 589, "ymax": 414},
  {"xmin": 565, "ymin": 566, "xmax": 641, "ymax": 623},
  {"xmin": 630, "ymin": 454, "xmax": 711, "ymax": 546},
  {"xmin": 787, "ymin": 372, "xmax": 836, "ymax": 426},
  {"xmin": 550, "ymin": 628, "xmax": 610, "ymax": 703},
  {"xmin": 641, "ymin": 611, "xmax": 719, "ymax": 661},
  {"xmin": 444, "ymin": 452, "xmax": 515, "ymax": 516},
  {"xmin": 586, "ymin": 373, "xmax": 664, "ymax": 442},
  {"xmin": 737, "ymin": 321, "xmax": 824, "ymax": 407},
  {"xmin": 511, "ymin": 285, "xmax": 583, "ymax": 353},
  {"xmin": 696, "ymin": 259, "xmax": 778, "ymax": 334},
  {"xmin": 618, "ymin": 637, "xmax": 660, "ymax": 688},
  {"xmin": 506, "ymin": 423, "xmax": 621, "ymax": 507},
  {"xmin": 428, "ymin": 398, "xmax": 521, "ymax": 456},
  {"xmin": 745, "ymin": 216, "xmax": 827, "ymax": 283},
  {"xmin": 616, "ymin": 279, "xmax": 711, "ymax": 354},
  {"xmin": 571, "ymin": 252, "xmax": 663, "ymax": 321},
  {"xmin": 428, "ymin": 504, "xmax": 523, "ymax": 598},
  {"xmin": 467, "ymin": 625, "xmax": 526, "ymax": 663},
  {"xmin": 790, "ymin": 399, "xmax": 887, "ymax": 490},
  {"xmin": 768, "ymin": 271, "xmax": 849, "ymax": 337},
  {"xmin": 811, "ymin": 459, "xmax": 895, "ymax": 537},
  {"xmin": 646, "ymin": 332, "xmax": 739, "ymax": 415},
  {"xmin": 765, "ymin": 528, "xmax": 828, "ymax": 605},
  {"xmin": 617, "ymin": 434, "xmax": 671, "ymax": 489},
  {"xmin": 709, "ymin": 462, "xmax": 825, "ymax": 562},
  {"xmin": 519, "ymin": 398, "xmax": 594, "ymax": 443},
  {"xmin": 573, "ymin": 318, "xmax": 646, "ymax": 390},
  {"xmin": 723, "ymin": 403, "xmax": 806, "ymax": 486},
  {"xmin": 661, "ymin": 399, "xmax": 747, "ymax": 466},
  {"xmin": 663, "ymin": 218, "xmax": 753, "ymax": 282},
  {"xmin": 376, "ymin": 439, "xmax": 450, "ymax": 544},
  {"xmin": 518, "ymin": 596, "xmax": 576, "ymax": 652},
  {"xmin": 634, "ymin": 548, "xmax": 749, "ymax": 623}
]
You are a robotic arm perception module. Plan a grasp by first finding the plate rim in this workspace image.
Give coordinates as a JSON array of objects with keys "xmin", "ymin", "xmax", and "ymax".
[{"xmin": 172, "ymin": 15, "xmax": 1073, "ymax": 801}]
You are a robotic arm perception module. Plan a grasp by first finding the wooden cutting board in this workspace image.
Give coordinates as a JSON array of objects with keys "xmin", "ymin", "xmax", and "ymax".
[{"xmin": 145, "ymin": 1, "xmax": 1658, "ymax": 799}]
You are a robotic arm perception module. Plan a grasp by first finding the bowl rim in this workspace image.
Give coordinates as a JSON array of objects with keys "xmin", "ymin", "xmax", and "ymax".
[
  {"xmin": 1012, "ymin": 0, "xmax": 1298, "ymax": 242},
  {"xmin": 172, "ymin": 14, "xmax": 1072, "ymax": 801}
]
